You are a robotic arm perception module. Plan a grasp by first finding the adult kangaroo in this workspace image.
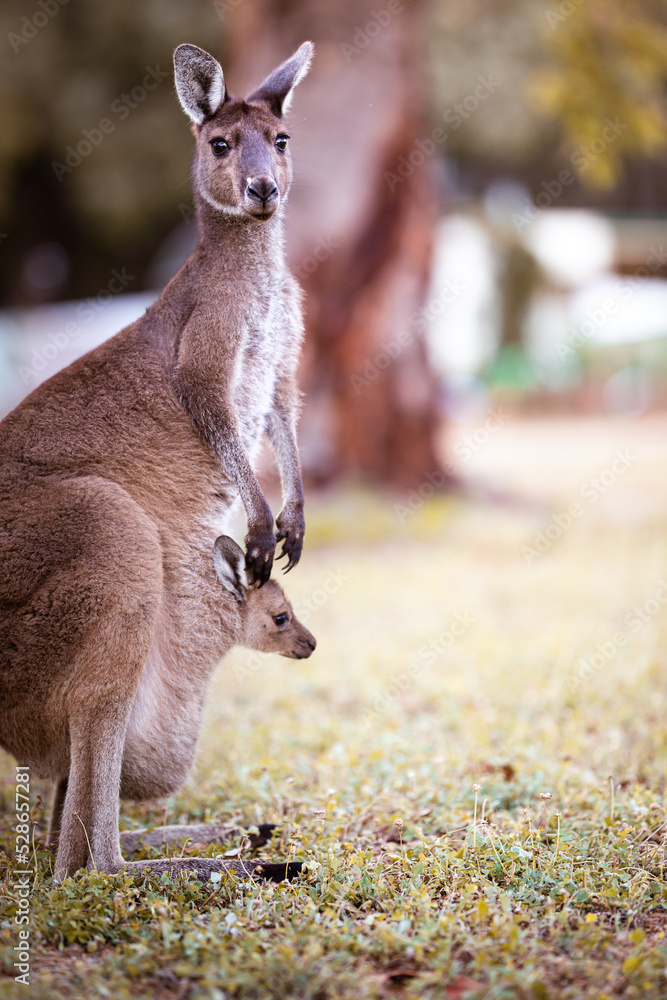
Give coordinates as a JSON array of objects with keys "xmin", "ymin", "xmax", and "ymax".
[{"xmin": 0, "ymin": 41, "xmax": 314, "ymax": 879}]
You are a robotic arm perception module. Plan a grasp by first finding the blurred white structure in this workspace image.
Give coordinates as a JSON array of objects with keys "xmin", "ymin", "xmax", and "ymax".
[
  {"xmin": 0, "ymin": 292, "xmax": 156, "ymax": 419},
  {"xmin": 426, "ymin": 213, "xmax": 499, "ymax": 378},
  {"xmin": 524, "ymin": 209, "xmax": 615, "ymax": 288},
  {"xmin": 427, "ymin": 206, "xmax": 667, "ymax": 405}
]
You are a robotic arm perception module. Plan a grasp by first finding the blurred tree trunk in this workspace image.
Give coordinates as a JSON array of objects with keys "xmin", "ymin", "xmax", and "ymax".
[{"xmin": 224, "ymin": 0, "xmax": 445, "ymax": 489}]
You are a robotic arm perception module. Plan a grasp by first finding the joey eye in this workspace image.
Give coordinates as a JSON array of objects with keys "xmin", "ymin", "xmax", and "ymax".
[
  {"xmin": 210, "ymin": 138, "xmax": 229, "ymax": 157},
  {"xmin": 275, "ymin": 134, "xmax": 289, "ymax": 151},
  {"xmin": 273, "ymin": 612, "xmax": 289, "ymax": 627}
]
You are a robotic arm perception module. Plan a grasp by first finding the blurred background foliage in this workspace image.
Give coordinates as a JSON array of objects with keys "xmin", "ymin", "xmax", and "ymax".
[
  {"xmin": 534, "ymin": 0, "xmax": 667, "ymax": 187},
  {"xmin": 0, "ymin": 0, "xmax": 221, "ymax": 301},
  {"xmin": 427, "ymin": 0, "xmax": 667, "ymax": 189},
  {"xmin": 1, "ymin": 0, "xmax": 665, "ymax": 303}
]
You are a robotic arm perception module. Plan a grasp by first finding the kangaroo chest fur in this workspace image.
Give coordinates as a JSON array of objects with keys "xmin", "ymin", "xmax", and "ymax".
[{"xmin": 233, "ymin": 289, "xmax": 283, "ymax": 461}]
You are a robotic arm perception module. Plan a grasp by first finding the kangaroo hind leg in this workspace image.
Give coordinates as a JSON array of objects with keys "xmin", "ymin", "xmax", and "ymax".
[{"xmin": 51, "ymin": 479, "xmax": 163, "ymax": 879}]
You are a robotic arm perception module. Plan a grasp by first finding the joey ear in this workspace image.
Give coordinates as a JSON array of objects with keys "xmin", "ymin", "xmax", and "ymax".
[
  {"xmin": 213, "ymin": 535, "xmax": 248, "ymax": 603},
  {"xmin": 174, "ymin": 44, "xmax": 225, "ymax": 124},
  {"xmin": 247, "ymin": 41, "xmax": 314, "ymax": 117}
]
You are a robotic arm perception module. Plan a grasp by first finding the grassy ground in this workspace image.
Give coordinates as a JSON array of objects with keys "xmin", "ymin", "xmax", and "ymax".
[{"xmin": 1, "ymin": 415, "xmax": 667, "ymax": 999}]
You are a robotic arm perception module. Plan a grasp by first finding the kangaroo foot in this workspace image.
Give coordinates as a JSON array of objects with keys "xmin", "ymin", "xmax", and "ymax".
[
  {"xmin": 119, "ymin": 822, "xmax": 276, "ymax": 854},
  {"xmin": 115, "ymin": 856, "xmax": 303, "ymax": 882}
]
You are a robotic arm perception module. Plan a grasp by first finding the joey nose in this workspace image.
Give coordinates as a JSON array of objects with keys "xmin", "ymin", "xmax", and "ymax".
[
  {"xmin": 246, "ymin": 177, "xmax": 279, "ymax": 205},
  {"xmin": 300, "ymin": 632, "xmax": 316, "ymax": 657}
]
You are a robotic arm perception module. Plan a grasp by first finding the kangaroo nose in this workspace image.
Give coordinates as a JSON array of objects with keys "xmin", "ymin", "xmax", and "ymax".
[{"xmin": 246, "ymin": 177, "xmax": 279, "ymax": 205}]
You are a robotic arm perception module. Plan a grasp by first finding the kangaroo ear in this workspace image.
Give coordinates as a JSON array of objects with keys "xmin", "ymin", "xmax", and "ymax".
[
  {"xmin": 174, "ymin": 44, "xmax": 225, "ymax": 124},
  {"xmin": 213, "ymin": 535, "xmax": 248, "ymax": 603},
  {"xmin": 247, "ymin": 41, "xmax": 314, "ymax": 117}
]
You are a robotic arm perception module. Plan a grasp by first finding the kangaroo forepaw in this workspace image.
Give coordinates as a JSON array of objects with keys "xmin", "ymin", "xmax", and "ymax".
[
  {"xmin": 275, "ymin": 507, "xmax": 304, "ymax": 573},
  {"xmin": 244, "ymin": 523, "xmax": 276, "ymax": 586}
]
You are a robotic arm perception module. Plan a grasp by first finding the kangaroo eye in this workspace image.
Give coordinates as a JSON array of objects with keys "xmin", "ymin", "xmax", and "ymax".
[
  {"xmin": 275, "ymin": 134, "xmax": 289, "ymax": 151},
  {"xmin": 273, "ymin": 613, "xmax": 288, "ymax": 627},
  {"xmin": 210, "ymin": 138, "xmax": 229, "ymax": 157}
]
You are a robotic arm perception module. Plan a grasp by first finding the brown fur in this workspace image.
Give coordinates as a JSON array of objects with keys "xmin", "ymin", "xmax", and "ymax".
[{"xmin": 0, "ymin": 42, "xmax": 315, "ymax": 882}]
